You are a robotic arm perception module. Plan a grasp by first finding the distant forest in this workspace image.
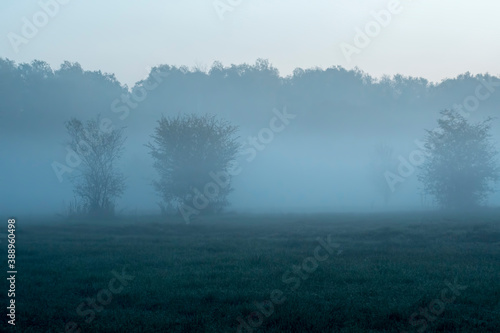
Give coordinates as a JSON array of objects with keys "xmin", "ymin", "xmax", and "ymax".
[{"xmin": 2, "ymin": 58, "xmax": 500, "ymax": 134}]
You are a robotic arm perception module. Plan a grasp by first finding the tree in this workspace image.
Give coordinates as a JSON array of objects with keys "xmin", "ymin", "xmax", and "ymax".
[
  {"xmin": 147, "ymin": 114, "xmax": 240, "ymax": 215},
  {"xmin": 418, "ymin": 110, "xmax": 499, "ymax": 210},
  {"xmin": 369, "ymin": 144, "xmax": 397, "ymax": 206},
  {"xmin": 65, "ymin": 116, "xmax": 126, "ymax": 217}
]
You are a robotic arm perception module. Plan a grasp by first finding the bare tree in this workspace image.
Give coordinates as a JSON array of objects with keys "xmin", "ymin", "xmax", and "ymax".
[
  {"xmin": 66, "ymin": 116, "xmax": 126, "ymax": 217},
  {"xmin": 418, "ymin": 110, "xmax": 499, "ymax": 210},
  {"xmin": 370, "ymin": 143, "xmax": 397, "ymax": 206},
  {"xmin": 147, "ymin": 114, "xmax": 240, "ymax": 215}
]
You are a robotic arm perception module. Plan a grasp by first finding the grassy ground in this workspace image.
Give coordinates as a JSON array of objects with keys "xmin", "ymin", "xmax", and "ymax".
[{"xmin": 1, "ymin": 211, "xmax": 499, "ymax": 332}]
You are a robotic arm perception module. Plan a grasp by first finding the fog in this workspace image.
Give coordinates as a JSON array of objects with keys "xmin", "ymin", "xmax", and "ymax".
[
  {"xmin": 1, "ymin": 61, "xmax": 499, "ymax": 217},
  {"xmin": 3, "ymin": 3, "xmax": 500, "ymax": 332},
  {"xmin": 1, "ymin": 1, "xmax": 500, "ymax": 218}
]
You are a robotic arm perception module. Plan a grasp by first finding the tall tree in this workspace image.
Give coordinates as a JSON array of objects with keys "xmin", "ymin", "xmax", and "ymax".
[
  {"xmin": 147, "ymin": 114, "xmax": 240, "ymax": 215},
  {"xmin": 65, "ymin": 115, "xmax": 126, "ymax": 217},
  {"xmin": 418, "ymin": 110, "xmax": 499, "ymax": 209}
]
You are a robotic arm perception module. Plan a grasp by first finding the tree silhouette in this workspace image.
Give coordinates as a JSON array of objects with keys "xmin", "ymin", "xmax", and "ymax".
[
  {"xmin": 147, "ymin": 114, "xmax": 240, "ymax": 215},
  {"xmin": 370, "ymin": 144, "xmax": 397, "ymax": 206},
  {"xmin": 65, "ymin": 115, "xmax": 126, "ymax": 217},
  {"xmin": 418, "ymin": 110, "xmax": 499, "ymax": 209}
]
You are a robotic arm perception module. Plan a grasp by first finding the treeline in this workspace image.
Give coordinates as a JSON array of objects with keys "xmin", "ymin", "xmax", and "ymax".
[{"xmin": 2, "ymin": 57, "xmax": 499, "ymax": 141}]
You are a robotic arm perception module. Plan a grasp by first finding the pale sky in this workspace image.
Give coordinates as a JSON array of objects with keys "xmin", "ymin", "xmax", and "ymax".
[{"xmin": 1, "ymin": 0, "xmax": 499, "ymax": 86}]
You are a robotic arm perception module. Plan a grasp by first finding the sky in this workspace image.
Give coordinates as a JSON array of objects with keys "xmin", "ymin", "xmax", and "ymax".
[{"xmin": 1, "ymin": 0, "xmax": 500, "ymax": 87}]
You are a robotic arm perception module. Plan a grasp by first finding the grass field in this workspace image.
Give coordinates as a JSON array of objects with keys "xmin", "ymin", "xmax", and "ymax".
[{"xmin": 2, "ymin": 211, "xmax": 499, "ymax": 332}]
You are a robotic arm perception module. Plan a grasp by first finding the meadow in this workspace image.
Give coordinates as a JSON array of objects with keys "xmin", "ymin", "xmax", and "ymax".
[{"xmin": 2, "ymin": 211, "xmax": 499, "ymax": 332}]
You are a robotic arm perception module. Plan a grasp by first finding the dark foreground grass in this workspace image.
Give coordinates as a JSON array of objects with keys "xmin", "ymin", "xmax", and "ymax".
[{"xmin": 1, "ymin": 211, "xmax": 499, "ymax": 332}]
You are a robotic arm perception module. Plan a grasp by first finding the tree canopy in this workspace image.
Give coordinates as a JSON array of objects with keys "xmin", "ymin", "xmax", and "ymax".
[
  {"xmin": 147, "ymin": 114, "xmax": 240, "ymax": 217},
  {"xmin": 418, "ymin": 110, "xmax": 499, "ymax": 209}
]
